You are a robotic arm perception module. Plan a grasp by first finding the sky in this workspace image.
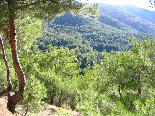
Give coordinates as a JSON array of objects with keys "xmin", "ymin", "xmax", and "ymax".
[{"xmin": 77, "ymin": 0, "xmax": 155, "ymax": 11}]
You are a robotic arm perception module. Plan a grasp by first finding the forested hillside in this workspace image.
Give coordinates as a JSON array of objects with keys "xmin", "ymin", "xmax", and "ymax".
[
  {"xmin": 99, "ymin": 4, "xmax": 155, "ymax": 35},
  {"xmin": 1, "ymin": 38, "xmax": 155, "ymax": 116},
  {"xmin": 1, "ymin": 1, "xmax": 155, "ymax": 116},
  {"xmin": 117, "ymin": 4, "xmax": 155, "ymax": 24},
  {"xmin": 37, "ymin": 4, "xmax": 155, "ymax": 66},
  {"xmin": 38, "ymin": 4, "xmax": 155, "ymax": 53}
]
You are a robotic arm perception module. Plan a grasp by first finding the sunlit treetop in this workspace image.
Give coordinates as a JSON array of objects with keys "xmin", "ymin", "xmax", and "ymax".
[
  {"xmin": 0, "ymin": 0, "xmax": 83, "ymax": 18},
  {"xmin": 0, "ymin": 0, "xmax": 99, "ymax": 31}
]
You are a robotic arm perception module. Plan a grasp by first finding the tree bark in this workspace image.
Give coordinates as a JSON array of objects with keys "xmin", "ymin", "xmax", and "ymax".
[
  {"xmin": 7, "ymin": 0, "xmax": 26, "ymax": 113},
  {"xmin": 0, "ymin": 35, "xmax": 12, "ymax": 94}
]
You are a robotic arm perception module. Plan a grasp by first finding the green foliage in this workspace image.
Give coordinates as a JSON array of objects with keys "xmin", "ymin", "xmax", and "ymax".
[
  {"xmin": 134, "ymin": 91, "xmax": 155, "ymax": 116},
  {"xmin": 79, "ymin": 4, "xmax": 100, "ymax": 18},
  {"xmin": 0, "ymin": 49, "xmax": 19, "ymax": 92},
  {"xmin": 0, "ymin": 0, "xmax": 100, "ymax": 114},
  {"xmin": 37, "ymin": 12, "xmax": 155, "ymax": 69},
  {"xmin": 109, "ymin": 101, "xmax": 135, "ymax": 116},
  {"xmin": 73, "ymin": 38, "xmax": 155, "ymax": 115},
  {"xmin": 18, "ymin": 48, "xmax": 47, "ymax": 113},
  {"xmin": 22, "ymin": 75, "xmax": 47, "ymax": 113},
  {"xmin": 19, "ymin": 44, "xmax": 80, "ymax": 111},
  {"xmin": 0, "ymin": 59, "xmax": 7, "ymax": 92},
  {"xmin": 55, "ymin": 107, "xmax": 72, "ymax": 116},
  {"xmin": 0, "ymin": 15, "xmax": 43, "ymax": 93},
  {"xmin": 1, "ymin": 33, "xmax": 154, "ymax": 115},
  {"xmin": 16, "ymin": 16, "xmax": 42, "ymax": 50},
  {"xmin": 1, "ymin": 1, "xmax": 155, "ymax": 114},
  {"xmin": 15, "ymin": 38, "xmax": 155, "ymax": 115}
]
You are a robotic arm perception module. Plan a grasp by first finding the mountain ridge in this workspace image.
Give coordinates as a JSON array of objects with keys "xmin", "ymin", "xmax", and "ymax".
[
  {"xmin": 98, "ymin": 3, "xmax": 155, "ymax": 35},
  {"xmin": 39, "ymin": 3, "xmax": 155, "ymax": 53}
]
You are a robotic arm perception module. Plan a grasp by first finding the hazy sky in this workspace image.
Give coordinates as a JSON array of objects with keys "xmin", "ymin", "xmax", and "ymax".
[{"xmin": 77, "ymin": 0, "xmax": 155, "ymax": 10}]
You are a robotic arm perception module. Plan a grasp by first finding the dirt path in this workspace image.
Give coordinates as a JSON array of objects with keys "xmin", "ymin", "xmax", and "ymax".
[
  {"xmin": 0, "ymin": 94, "xmax": 15, "ymax": 116},
  {"xmin": 39, "ymin": 103, "xmax": 81, "ymax": 116}
]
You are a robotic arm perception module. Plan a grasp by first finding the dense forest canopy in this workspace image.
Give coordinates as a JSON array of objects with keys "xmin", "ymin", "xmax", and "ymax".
[
  {"xmin": 0, "ymin": 0, "xmax": 155, "ymax": 115},
  {"xmin": 0, "ymin": 0, "xmax": 97, "ymax": 113},
  {"xmin": 37, "ymin": 4, "xmax": 155, "ymax": 68}
]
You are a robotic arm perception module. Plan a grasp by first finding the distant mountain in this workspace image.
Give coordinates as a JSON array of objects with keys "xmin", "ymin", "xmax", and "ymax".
[
  {"xmin": 117, "ymin": 5, "xmax": 155, "ymax": 24},
  {"xmin": 98, "ymin": 13, "xmax": 137, "ymax": 32},
  {"xmin": 98, "ymin": 4, "xmax": 155, "ymax": 35},
  {"xmin": 38, "ymin": 3, "xmax": 155, "ymax": 53},
  {"xmin": 39, "ymin": 14, "xmax": 153, "ymax": 52}
]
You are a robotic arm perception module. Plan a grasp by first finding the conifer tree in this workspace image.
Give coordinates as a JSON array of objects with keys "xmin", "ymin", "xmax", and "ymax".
[{"xmin": 0, "ymin": 0, "xmax": 99, "ymax": 113}]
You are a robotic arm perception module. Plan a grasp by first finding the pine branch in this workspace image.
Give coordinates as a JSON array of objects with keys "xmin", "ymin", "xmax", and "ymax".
[{"xmin": 15, "ymin": 0, "xmax": 83, "ymax": 11}]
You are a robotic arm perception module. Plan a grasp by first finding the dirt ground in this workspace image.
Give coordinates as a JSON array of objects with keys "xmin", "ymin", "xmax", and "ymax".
[
  {"xmin": 0, "ymin": 93, "xmax": 81, "ymax": 116},
  {"xmin": 0, "ymin": 93, "xmax": 14, "ymax": 116}
]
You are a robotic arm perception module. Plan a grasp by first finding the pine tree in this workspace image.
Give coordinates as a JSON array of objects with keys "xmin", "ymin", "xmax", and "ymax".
[{"xmin": 0, "ymin": 0, "xmax": 94, "ymax": 113}]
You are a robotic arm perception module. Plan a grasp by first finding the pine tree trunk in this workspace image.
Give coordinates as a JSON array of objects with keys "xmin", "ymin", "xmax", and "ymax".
[
  {"xmin": 0, "ymin": 35, "xmax": 12, "ymax": 92},
  {"xmin": 0, "ymin": 35, "xmax": 13, "ymax": 98},
  {"xmin": 7, "ymin": 0, "xmax": 26, "ymax": 113}
]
